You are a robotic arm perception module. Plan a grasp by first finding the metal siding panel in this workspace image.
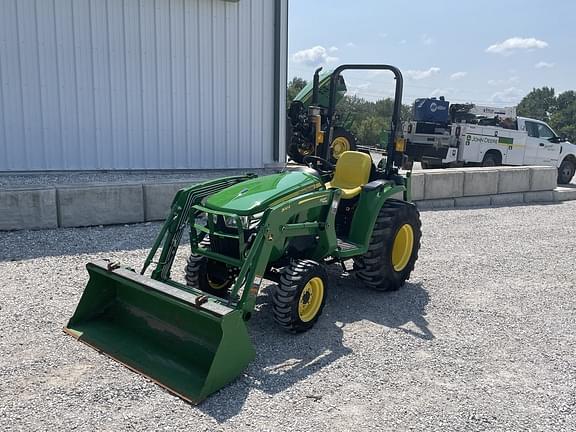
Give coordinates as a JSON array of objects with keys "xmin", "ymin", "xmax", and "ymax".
[
  {"xmin": 198, "ymin": 0, "xmax": 214, "ymax": 169},
  {"xmin": 170, "ymin": 0, "xmax": 186, "ymax": 169},
  {"xmin": 36, "ymin": 0, "xmax": 65, "ymax": 169},
  {"xmin": 0, "ymin": 0, "xmax": 280, "ymax": 171},
  {"xmin": 107, "ymin": 0, "xmax": 130, "ymax": 169},
  {"xmin": 184, "ymin": 0, "xmax": 201, "ymax": 169},
  {"xmin": 211, "ymin": 0, "xmax": 226, "ymax": 168},
  {"xmin": 1, "ymin": 0, "xmax": 27, "ymax": 170},
  {"xmin": 55, "ymin": 0, "xmax": 83, "ymax": 170},
  {"xmin": 155, "ymin": 0, "xmax": 172, "ymax": 169},
  {"xmin": 90, "ymin": 0, "xmax": 113, "ymax": 169},
  {"xmin": 224, "ymin": 2, "xmax": 239, "ymax": 169},
  {"xmin": 18, "ymin": 0, "xmax": 45, "ymax": 169},
  {"xmin": 73, "ymin": 0, "xmax": 98, "ymax": 169},
  {"xmin": 123, "ymin": 0, "xmax": 145, "ymax": 169},
  {"xmin": 261, "ymin": 0, "xmax": 275, "ymax": 165},
  {"xmin": 237, "ymin": 0, "xmax": 251, "ymax": 169},
  {"xmin": 250, "ymin": 0, "xmax": 263, "ymax": 168},
  {"xmin": 140, "ymin": 0, "xmax": 159, "ymax": 169}
]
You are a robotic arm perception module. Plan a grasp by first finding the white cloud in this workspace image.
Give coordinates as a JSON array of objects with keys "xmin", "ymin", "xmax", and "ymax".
[
  {"xmin": 399, "ymin": 39, "xmax": 407, "ymax": 45},
  {"xmin": 450, "ymin": 72, "xmax": 467, "ymax": 81},
  {"xmin": 488, "ymin": 76, "xmax": 519, "ymax": 86},
  {"xmin": 328, "ymin": 46, "xmax": 339, "ymax": 53},
  {"xmin": 292, "ymin": 46, "xmax": 339, "ymax": 67},
  {"xmin": 490, "ymin": 87, "xmax": 525, "ymax": 104},
  {"xmin": 421, "ymin": 34, "xmax": 433, "ymax": 45},
  {"xmin": 405, "ymin": 67, "xmax": 440, "ymax": 80},
  {"xmin": 345, "ymin": 42, "xmax": 356, "ymax": 48},
  {"xmin": 430, "ymin": 88, "xmax": 454, "ymax": 98},
  {"xmin": 486, "ymin": 37, "xmax": 548, "ymax": 55},
  {"xmin": 535, "ymin": 61, "xmax": 555, "ymax": 69}
]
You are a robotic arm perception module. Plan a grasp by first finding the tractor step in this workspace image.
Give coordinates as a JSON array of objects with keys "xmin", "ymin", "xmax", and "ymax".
[{"xmin": 334, "ymin": 238, "xmax": 362, "ymax": 258}]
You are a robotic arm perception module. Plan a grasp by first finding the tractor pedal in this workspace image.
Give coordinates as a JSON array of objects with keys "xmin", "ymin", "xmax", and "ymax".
[{"xmin": 339, "ymin": 259, "xmax": 354, "ymax": 274}]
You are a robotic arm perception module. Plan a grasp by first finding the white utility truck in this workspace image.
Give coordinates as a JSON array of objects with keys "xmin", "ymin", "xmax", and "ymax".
[{"xmin": 403, "ymin": 100, "xmax": 576, "ymax": 184}]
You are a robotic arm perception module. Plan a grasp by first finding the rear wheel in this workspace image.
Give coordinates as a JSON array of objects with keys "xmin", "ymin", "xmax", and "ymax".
[
  {"xmin": 272, "ymin": 260, "xmax": 328, "ymax": 333},
  {"xmin": 482, "ymin": 152, "xmax": 501, "ymax": 167},
  {"xmin": 185, "ymin": 239, "xmax": 237, "ymax": 297},
  {"xmin": 558, "ymin": 158, "xmax": 575, "ymax": 184},
  {"xmin": 354, "ymin": 200, "xmax": 422, "ymax": 291}
]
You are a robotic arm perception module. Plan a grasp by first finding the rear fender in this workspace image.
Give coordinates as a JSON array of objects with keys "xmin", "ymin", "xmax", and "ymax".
[{"xmin": 347, "ymin": 182, "xmax": 407, "ymax": 251}]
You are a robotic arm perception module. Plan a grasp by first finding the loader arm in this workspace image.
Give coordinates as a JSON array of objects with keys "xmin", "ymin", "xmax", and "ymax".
[{"xmin": 141, "ymin": 175, "xmax": 255, "ymax": 279}]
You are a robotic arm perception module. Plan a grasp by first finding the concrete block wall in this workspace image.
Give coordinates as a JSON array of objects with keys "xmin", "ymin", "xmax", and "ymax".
[
  {"xmin": 0, "ymin": 166, "xmax": 572, "ymax": 230},
  {"xmin": 0, "ymin": 187, "xmax": 58, "ymax": 230},
  {"xmin": 415, "ymin": 165, "xmax": 563, "ymax": 209},
  {"xmin": 57, "ymin": 184, "xmax": 145, "ymax": 228},
  {"xmin": 143, "ymin": 181, "xmax": 195, "ymax": 221}
]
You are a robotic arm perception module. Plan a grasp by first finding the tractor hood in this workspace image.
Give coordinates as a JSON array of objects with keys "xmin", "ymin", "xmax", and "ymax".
[{"xmin": 204, "ymin": 170, "xmax": 324, "ymax": 216}]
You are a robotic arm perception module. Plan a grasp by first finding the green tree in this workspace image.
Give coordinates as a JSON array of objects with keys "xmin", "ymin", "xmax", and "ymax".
[
  {"xmin": 517, "ymin": 87, "xmax": 576, "ymax": 142},
  {"xmin": 517, "ymin": 87, "xmax": 556, "ymax": 122},
  {"xmin": 355, "ymin": 115, "xmax": 388, "ymax": 146},
  {"xmin": 287, "ymin": 77, "xmax": 307, "ymax": 106},
  {"xmin": 549, "ymin": 91, "xmax": 576, "ymax": 142}
]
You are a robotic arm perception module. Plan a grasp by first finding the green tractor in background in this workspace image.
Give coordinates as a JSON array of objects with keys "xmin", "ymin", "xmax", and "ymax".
[
  {"xmin": 65, "ymin": 64, "xmax": 422, "ymax": 404},
  {"xmin": 287, "ymin": 67, "xmax": 358, "ymax": 163}
]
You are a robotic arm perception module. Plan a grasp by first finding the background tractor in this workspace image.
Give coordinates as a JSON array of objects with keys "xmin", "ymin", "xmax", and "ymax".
[
  {"xmin": 65, "ymin": 64, "xmax": 422, "ymax": 404},
  {"xmin": 287, "ymin": 67, "xmax": 358, "ymax": 163}
]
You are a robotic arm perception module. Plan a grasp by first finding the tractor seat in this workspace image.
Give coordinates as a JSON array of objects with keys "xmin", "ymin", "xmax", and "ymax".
[{"xmin": 325, "ymin": 151, "xmax": 372, "ymax": 199}]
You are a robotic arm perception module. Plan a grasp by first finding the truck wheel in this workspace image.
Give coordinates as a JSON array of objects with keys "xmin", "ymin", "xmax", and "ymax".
[
  {"xmin": 354, "ymin": 200, "xmax": 422, "ymax": 291},
  {"xmin": 272, "ymin": 260, "xmax": 328, "ymax": 333},
  {"xmin": 185, "ymin": 240, "xmax": 236, "ymax": 297},
  {"xmin": 558, "ymin": 158, "xmax": 576, "ymax": 184},
  {"xmin": 482, "ymin": 152, "xmax": 501, "ymax": 167}
]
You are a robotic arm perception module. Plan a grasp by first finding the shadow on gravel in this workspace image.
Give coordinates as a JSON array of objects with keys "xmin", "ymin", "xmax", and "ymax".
[{"xmin": 199, "ymin": 270, "xmax": 432, "ymax": 421}]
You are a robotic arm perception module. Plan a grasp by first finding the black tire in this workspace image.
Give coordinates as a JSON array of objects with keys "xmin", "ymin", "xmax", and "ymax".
[
  {"xmin": 558, "ymin": 158, "xmax": 576, "ymax": 184},
  {"xmin": 482, "ymin": 152, "xmax": 501, "ymax": 167},
  {"xmin": 272, "ymin": 260, "xmax": 328, "ymax": 333},
  {"xmin": 184, "ymin": 240, "xmax": 236, "ymax": 297},
  {"xmin": 354, "ymin": 200, "xmax": 422, "ymax": 291}
]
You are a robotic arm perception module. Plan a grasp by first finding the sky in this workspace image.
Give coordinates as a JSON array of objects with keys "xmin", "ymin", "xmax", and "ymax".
[{"xmin": 288, "ymin": 0, "xmax": 576, "ymax": 107}]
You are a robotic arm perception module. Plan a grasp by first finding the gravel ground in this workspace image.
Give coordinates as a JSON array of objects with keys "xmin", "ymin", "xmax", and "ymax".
[
  {"xmin": 1, "ymin": 202, "xmax": 576, "ymax": 431},
  {"xmin": 0, "ymin": 169, "xmax": 262, "ymax": 188}
]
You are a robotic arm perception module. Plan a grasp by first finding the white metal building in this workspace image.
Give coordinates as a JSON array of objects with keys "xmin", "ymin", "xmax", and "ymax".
[{"xmin": 0, "ymin": 0, "xmax": 288, "ymax": 171}]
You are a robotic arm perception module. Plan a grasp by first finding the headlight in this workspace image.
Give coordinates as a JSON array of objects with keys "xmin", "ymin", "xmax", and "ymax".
[{"xmin": 223, "ymin": 215, "xmax": 249, "ymax": 229}]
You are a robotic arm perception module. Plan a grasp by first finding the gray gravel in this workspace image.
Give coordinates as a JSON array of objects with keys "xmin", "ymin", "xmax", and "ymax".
[
  {"xmin": 0, "ymin": 169, "xmax": 264, "ymax": 188},
  {"xmin": 1, "ymin": 202, "xmax": 576, "ymax": 431}
]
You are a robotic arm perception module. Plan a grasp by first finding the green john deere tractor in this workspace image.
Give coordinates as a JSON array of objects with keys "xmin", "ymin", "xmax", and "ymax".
[
  {"xmin": 65, "ymin": 64, "xmax": 421, "ymax": 404},
  {"xmin": 287, "ymin": 67, "xmax": 357, "ymax": 163}
]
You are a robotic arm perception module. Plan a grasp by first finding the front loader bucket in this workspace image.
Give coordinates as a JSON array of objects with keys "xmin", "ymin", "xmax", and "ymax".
[{"xmin": 64, "ymin": 260, "xmax": 255, "ymax": 403}]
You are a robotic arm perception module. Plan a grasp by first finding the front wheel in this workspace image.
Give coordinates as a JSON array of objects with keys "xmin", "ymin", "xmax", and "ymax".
[
  {"xmin": 184, "ymin": 240, "xmax": 237, "ymax": 297},
  {"xmin": 558, "ymin": 159, "xmax": 576, "ymax": 184},
  {"xmin": 272, "ymin": 260, "xmax": 328, "ymax": 333},
  {"xmin": 354, "ymin": 200, "xmax": 422, "ymax": 291}
]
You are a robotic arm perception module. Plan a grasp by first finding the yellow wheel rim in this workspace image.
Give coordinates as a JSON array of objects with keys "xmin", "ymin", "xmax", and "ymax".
[
  {"xmin": 392, "ymin": 224, "xmax": 414, "ymax": 272},
  {"xmin": 331, "ymin": 136, "xmax": 350, "ymax": 159},
  {"xmin": 298, "ymin": 277, "xmax": 324, "ymax": 322},
  {"xmin": 207, "ymin": 275, "xmax": 229, "ymax": 290}
]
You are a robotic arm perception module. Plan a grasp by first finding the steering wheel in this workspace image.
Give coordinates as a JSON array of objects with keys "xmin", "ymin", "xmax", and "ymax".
[{"xmin": 303, "ymin": 155, "xmax": 334, "ymax": 172}]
